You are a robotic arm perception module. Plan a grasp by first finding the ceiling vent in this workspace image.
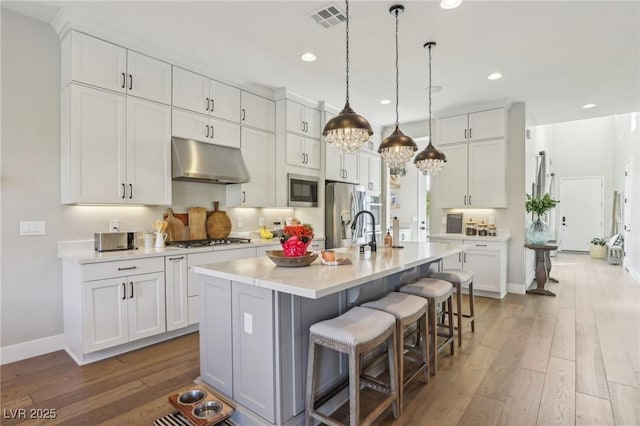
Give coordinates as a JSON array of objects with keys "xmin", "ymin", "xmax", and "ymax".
[{"xmin": 309, "ymin": 3, "xmax": 346, "ymax": 29}]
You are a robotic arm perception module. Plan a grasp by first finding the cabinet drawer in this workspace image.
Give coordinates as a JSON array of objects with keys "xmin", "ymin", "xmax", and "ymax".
[
  {"xmin": 464, "ymin": 240, "xmax": 502, "ymax": 251},
  {"xmin": 83, "ymin": 257, "xmax": 164, "ymax": 281}
]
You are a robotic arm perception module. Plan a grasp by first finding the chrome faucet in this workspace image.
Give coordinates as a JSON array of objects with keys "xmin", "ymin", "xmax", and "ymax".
[{"xmin": 350, "ymin": 210, "xmax": 377, "ymax": 252}]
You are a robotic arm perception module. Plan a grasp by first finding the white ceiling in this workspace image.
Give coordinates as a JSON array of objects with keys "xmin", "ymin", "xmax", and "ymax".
[{"xmin": 4, "ymin": 0, "xmax": 639, "ymax": 128}]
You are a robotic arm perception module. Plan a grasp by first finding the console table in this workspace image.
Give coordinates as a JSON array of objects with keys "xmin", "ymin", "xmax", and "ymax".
[{"xmin": 525, "ymin": 243, "xmax": 558, "ymax": 297}]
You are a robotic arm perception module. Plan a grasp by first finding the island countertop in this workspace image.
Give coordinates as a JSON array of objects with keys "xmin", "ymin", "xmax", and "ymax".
[{"xmin": 193, "ymin": 241, "xmax": 462, "ymax": 299}]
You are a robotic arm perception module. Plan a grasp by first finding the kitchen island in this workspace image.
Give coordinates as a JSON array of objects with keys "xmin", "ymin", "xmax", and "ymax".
[{"xmin": 193, "ymin": 241, "xmax": 462, "ymax": 426}]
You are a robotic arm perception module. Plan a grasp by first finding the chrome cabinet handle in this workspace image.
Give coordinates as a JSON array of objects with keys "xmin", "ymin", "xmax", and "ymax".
[
  {"xmin": 129, "ymin": 281, "xmax": 134, "ymax": 298},
  {"xmin": 128, "ymin": 74, "xmax": 133, "ymax": 90},
  {"xmin": 129, "ymin": 184, "xmax": 133, "ymax": 199},
  {"xmin": 122, "ymin": 283, "xmax": 126, "ymax": 300},
  {"xmin": 121, "ymin": 73, "xmax": 126, "ymax": 89},
  {"xmin": 205, "ymin": 98, "xmax": 210, "ymax": 111},
  {"xmin": 118, "ymin": 266, "xmax": 137, "ymax": 271},
  {"xmin": 122, "ymin": 183, "xmax": 126, "ymax": 199}
]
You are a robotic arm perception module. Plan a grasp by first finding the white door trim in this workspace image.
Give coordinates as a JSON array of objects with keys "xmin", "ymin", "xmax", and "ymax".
[{"xmin": 558, "ymin": 176, "xmax": 604, "ymax": 251}]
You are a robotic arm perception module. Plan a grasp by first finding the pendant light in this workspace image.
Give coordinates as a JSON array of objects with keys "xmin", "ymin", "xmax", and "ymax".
[
  {"xmin": 414, "ymin": 41, "xmax": 447, "ymax": 175},
  {"xmin": 323, "ymin": 0, "xmax": 373, "ymax": 154},
  {"xmin": 378, "ymin": 4, "xmax": 418, "ymax": 169}
]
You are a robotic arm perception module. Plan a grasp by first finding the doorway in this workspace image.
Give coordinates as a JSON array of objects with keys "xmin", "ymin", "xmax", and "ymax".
[
  {"xmin": 559, "ymin": 176, "xmax": 604, "ymax": 251},
  {"xmin": 623, "ymin": 160, "xmax": 633, "ymax": 268}
]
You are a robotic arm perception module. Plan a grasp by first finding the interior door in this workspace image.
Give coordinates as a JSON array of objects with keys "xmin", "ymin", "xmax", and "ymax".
[
  {"xmin": 559, "ymin": 177, "xmax": 604, "ymax": 251},
  {"xmin": 623, "ymin": 160, "xmax": 633, "ymax": 268}
]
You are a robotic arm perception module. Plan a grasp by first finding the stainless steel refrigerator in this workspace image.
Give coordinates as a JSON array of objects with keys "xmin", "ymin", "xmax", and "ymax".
[{"xmin": 325, "ymin": 182, "xmax": 366, "ymax": 249}]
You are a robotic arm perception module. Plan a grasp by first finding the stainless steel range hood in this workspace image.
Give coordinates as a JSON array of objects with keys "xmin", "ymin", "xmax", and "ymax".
[{"xmin": 172, "ymin": 137, "xmax": 249, "ymax": 184}]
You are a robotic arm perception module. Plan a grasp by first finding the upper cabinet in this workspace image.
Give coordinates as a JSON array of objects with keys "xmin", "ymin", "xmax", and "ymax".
[
  {"xmin": 241, "ymin": 91, "xmax": 275, "ymax": 132},
  {"xmin": 171, "ymin": 109, "xmax": 240, "ymax": 148},
  {"xmin": 172, "ymin": 67, "xmax": 240, "ymax": 123},
  {"xmin": 437, "ymin": 108, "xmax": 505, "ymax": 145},
  {"xmin": 359, "ymin": 152, "xmax": 382, "ymax": 193},
  {"xmin": 62, "ymin": 31, "xmax": 172, "ymax": 105},
  {"xmin": 284, "ymin": 100, "xmax": 321, "ymax": 137},
  {"xmin": 286, "ymin": 134, "xmax": 320, "ymax": 170}
]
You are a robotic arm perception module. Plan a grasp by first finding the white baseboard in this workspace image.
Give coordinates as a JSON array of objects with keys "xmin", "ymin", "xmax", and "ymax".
[
  {"xmin": 627, "ymin": 266, "xmax": 640, "ymax": 284},
  {"xmin": 507, "ymin": 282, "xmax": 526, "ymax": 294},
  {"xmin": 0, "ymin": 334, "xmax": 65, "ymax": 365}
]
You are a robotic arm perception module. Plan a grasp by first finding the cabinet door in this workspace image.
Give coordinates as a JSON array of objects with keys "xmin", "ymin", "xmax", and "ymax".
[
  {"xmin": 304, "ymin": 138, "xmax": 321, "ymax": 170},
  {"xmin": 199, "ymin": 276, "xmax": 233, "ymax": 397},
  {"xmin": 435, "ymin": 144, "xmax": 468, "ymax": 208},
  {"xmin": 286, "ymin": 100, "xmax": 305, "ymax": 134},
  {"xmin": 325, "ymin": 144, "xmax": 343, "ymax": 181},
  {"xmin": 83, "ymin": 277, "xmax": 128, "ymax": 353},
  {"xmin": 358, "ymin": 153, "xmax": 369, "ymax": 188},
  {"xmin": 437, "ymin": 114, "xmax": 468, "ymax": 145},
  {"xmin": 209, "ymin": 80, "xmax": 240, "ymax": 123},
  {"xmin": 241, "ymin": 91, "xmax": 275, "ymax": 132},
  {"xmin": 241, "ymin": 127, "xmax": 276, "ymax": 207},
  {"xmin": 172, "ymin": 67, "xmax": 209, "ymax": 114},
  {"xmin": 126, "ymin": 97, "xmax": 172, "ymax": 205},
  {"xmin": 208, "ymin": 117, "xmax": 241, "ymax": 148},
  {"xmin": 463, "ymin": 247, "xmax": 501, "ymax": 293},
  {"xmin": 127, "ymin": 272, "xmax": 166, "ymax": 341},
  {"xmin": 342, "ymin": 152, "xmax": 359, "ymax": 184},
  {"xmin": 468, "ymin": 109, "xmax": 504, "ymax": 141},
  {"xmin": 304, "ymin": 107, "xmax": 321, "ymax": 137},
  {"xmin": 126, "ymin": 51, "xmax": 172, "ymax": 104},
  {"xmin": 468, "ymin": 139, "xmax": 507, "ymax": 208},
  {"xmin": 172, "ymin": 108, "xmax": 209, "ymax": 142},
  {"xmin": 369, "ymin": 155, "xmax": 382, "ymax": 192},
  {"xmin": 165, "ymin": 255, "xmax": 188, "ymax": 331},
  {"xmin": 232, "ymin": 282, "xmax": 275, "ymax": 422},
  {"xmin": 66, "ymin": 85, "xmax": 126, "ymax": 204},
  {"xmin": 286, "ymin": 133, "xmax": 306, "ymax": 167},
  {"xmin": 69, "ymin": 31, "xmax": 126, "ymax": 93}
]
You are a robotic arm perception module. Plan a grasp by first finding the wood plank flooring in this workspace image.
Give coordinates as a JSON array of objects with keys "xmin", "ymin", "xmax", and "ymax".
[{"xmin": 1, "ymin": 253, "xmax": 638, "ymax": 425}]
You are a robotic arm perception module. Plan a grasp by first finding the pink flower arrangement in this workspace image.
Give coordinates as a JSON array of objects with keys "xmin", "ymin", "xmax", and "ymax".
[{"xmin": 280, "ymin": 224, "xmax": 314, "ymax": 257}]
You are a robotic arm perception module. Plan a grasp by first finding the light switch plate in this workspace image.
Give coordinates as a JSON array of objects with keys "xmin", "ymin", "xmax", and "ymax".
[
  {"xmin": 237, "ymin": 217, "xmax": 243, "ymax": 228},
  {"xmin": 244, "ymin": 313, "xmax": 253, "ymax": 335},
  {"xmin": 20, "ymin": 221, "xmax": 46, "ymax": 236}
]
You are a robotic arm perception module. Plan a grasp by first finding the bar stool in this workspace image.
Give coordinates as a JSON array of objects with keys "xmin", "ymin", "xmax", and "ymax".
[
  {"xmin": 400, "ymin": 278, "xmax": 455, "ymax": 374},
  {"xmin": 429, "ymin": 269, "xmax": 475, "ymax": 346},
  {"xmin": 305, "ymin": 306, "xmax": 399, "ymax": 426},
  {"xmin": 361, "ymin": 292, "xmax": 429, "ymax": 415}
]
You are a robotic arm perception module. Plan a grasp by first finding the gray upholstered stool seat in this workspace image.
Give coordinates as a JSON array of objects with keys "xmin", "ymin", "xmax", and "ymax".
[
  {"xmin": 362, "ymin": 292, "xmax": 430, "ymax": 416},
  {"xmin": 400, "ymin": 278, "xmax": 455, "ymax": 375},
  {"xmin": 429, "ymin": 268, "xmax": 476, "ymax": 346},
  {"xmin": 306, "ymin": 306, "xmax": 400, "ymax": 426}
]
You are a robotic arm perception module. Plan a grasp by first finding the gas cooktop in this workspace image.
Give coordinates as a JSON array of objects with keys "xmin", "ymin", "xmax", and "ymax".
[{"xmin": 166, "ymin": 238, "xmax": 252, "ymax": 248}]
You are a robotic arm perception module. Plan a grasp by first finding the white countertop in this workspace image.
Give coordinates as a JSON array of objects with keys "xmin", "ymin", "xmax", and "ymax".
[
  {"xmin": 193, "ymin": 241, "xmax": 462, "ymax": 299},
  {"xmin": 429, "ymin": 231, "xmax": 511, "ymax": 242}
]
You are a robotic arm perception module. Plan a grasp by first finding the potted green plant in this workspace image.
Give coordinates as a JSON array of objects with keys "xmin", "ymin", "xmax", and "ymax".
[
  {"xmin": 590, "ymin": 237, "xmax": 607, "ymax": 259},
  {"xmin": 525, "ymin": 193, "xmax": 559, "ymax": 244}
]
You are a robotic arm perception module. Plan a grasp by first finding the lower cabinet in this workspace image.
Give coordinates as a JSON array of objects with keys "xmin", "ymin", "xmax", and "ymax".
[
  {"xmin": 165, "ymin": 254, "xmax": 188, "ymax": 331},
  {"xmin": 430, "ymin": 238, "xmax": 507, "ymax": 298},
  {"xmin": 200, "ymin": 277, "xmax": 276, "ymax": 423}
]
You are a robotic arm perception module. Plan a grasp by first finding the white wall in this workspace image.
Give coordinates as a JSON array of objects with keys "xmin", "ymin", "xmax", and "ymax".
[{"xmin": 0, "ymin": 10, "xmax": 323, "ymax": 353}]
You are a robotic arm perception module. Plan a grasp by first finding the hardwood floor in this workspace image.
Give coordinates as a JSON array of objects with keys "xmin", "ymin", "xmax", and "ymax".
[{"xmin": 1, "ymin": 253, "xmax": 639, "ymax": 425}]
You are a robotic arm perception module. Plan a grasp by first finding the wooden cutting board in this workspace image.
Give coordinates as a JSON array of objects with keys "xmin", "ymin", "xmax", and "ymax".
[
  {"xmin": 165, "ymin": 208, "xmax": 187, "ymax": 242},
  {"xmin": 188, "ymin": 207, "xmax": 208, "ymax": 240},
  {"xmin": 206, "ymin": 201, "xmax": 232, "ymax": 239}
]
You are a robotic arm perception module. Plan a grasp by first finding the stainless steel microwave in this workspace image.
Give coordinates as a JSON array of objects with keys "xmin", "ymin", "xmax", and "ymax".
[{"xmin": 288, "ymin": 173, "xmax": 319, "ymax": 207}]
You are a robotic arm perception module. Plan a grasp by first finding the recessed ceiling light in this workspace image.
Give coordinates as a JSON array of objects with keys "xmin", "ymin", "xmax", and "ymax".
[
  {"xmin": 300, "ymin": 52, "xmax": 317, "ymax": 62},
  {"xmin": 487, "ymin": 72, "xmax": 502, "ymax": 80},
  {"xmin": 440, "ymin": 0, "xmax": 462, "ymax": 9},
  {"xmin": 380, "ymin": 99, "xmax": 391, "ymax": 105},
  {"xmin": 582, "ymin": 103, "xmax": 596, "ymax": 109}
]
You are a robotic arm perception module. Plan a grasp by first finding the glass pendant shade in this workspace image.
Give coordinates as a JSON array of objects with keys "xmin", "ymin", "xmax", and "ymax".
[
  {"xmin": 414, "ymin": 138, "xmax": 447, "ymax": 175},
  {"xmin": 323, "ymin": 102, "xmax": 373, "ymax": 154},
  {"xmin": 379, "ymin": 126, "xmax": 417, "ymax": 168}
]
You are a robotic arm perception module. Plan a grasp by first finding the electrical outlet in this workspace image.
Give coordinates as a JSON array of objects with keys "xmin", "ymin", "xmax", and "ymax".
[
  {"xmin": 258, "ymin": 217, "xmax": 264, "ymax": 226},
  {"xmin": 19, "ymin": 221, "xmax": 46, "ymax": 236},
  {"xmin": 244, "ymin": 313, "xmax": 253, "ymax": 335},
  {"xmin": 237, "ymin": 217, "xmax": 243, "ymax": 228},
  {"xmin": 109, "ymin": 219, "xmax": 120, "ymax": 232}
]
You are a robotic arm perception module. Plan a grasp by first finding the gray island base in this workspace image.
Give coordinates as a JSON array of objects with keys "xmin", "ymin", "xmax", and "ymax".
[{"xmin": 192, "ymin": 241, "xmax": 462, "ymax": 425}]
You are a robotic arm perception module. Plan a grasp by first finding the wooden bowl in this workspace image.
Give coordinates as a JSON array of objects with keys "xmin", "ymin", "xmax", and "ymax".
[{"xmin": 266, "ymin": 250, "xmax": 318, "ymax": 267}]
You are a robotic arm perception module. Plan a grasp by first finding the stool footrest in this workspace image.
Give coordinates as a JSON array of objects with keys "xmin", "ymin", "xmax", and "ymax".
[
  {"xmin": 309, "ymin": 410, "xmax": 344, "ymax": 426},
  {"xmin": 361, "ymin": 375, "xmax": 393, "ymax": 395}
]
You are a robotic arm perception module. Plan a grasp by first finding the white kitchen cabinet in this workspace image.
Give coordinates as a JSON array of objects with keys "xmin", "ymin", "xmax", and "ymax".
[
  {"xmin": 362, "ymin": 133, "xmax": 382, "ymax": 153},
  {"xmin": 62, "ymin": 31, "xmax": 171, "ymax": 104},
  {"xmin": 435, "ymin": 139, "xmax": 507, "ymax": 208},
  {"xmin": 172, "ymin": 67, "xmax": 240, "ymax": 123},
  {"xmin": 62, "ymin": 84, "xmax": 171, "ymax": 205},
  {"xmin": 430, "ymin": 238, "xmax": 507, "ymax": 298},
  {"xmin": 171, "ymin": 109, "xmax": 241, "ymax": 148},
  {"xmin": 326, "ymin": 145, "xmax": 359, "ymax": 184},
  {"xmin": 286, "ymin": 134, "xmax": 320, "ymax": 170},
  {"xmin": 359, "ymin": 152, "xmax": 382, "ymax": 192},
  {"xmin": 80, "ymin": 257, "xmax": 166, "ymax": 353},
  {"xmin": 437, "ymin": 108, "xmax": 505, "ymax": 145},
  {"xmin": 237, "ymin": 127, "xmax": 276, "ymax": 207},
  {"xmin": 165, "ymin": 254, "xmax": 188, "ymax": 332},
  {"xmin": 241, "ymin": 91, "xmax": 275, "ymax": 132},
  {"xmin": 285, "ymin": 100, "xmax": 320, "ymax": 137}
]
